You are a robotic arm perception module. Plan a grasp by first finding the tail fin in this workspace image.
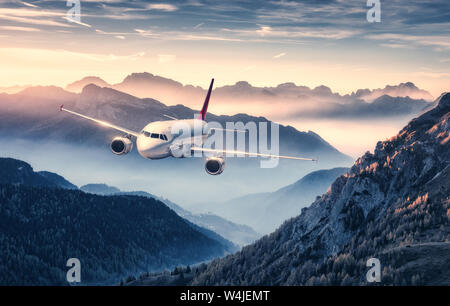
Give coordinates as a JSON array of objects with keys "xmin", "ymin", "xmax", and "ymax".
[{"xmin": 199, "ymin": 78, "xmax": 214, "ymax": 120}]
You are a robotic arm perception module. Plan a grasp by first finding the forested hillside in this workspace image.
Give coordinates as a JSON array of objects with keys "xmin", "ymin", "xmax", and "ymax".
[
  {"xmin": 188, "ymin": 93, "xmax": 450, "ymax": 286},
  {"xmin": 0, "ymin": 184, "xmax": 232, "ymax": 285}
]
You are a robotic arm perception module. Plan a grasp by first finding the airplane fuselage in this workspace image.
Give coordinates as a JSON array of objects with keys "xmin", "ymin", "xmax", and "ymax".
[{"xmin": 136, "ymin": 119, "xmax": 208, "ymax": 159}]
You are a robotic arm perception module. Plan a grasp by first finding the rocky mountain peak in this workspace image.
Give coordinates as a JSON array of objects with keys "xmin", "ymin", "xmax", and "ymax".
[
  {"xmin": 66, "ymin": 76, "xmax": 110, "ymax": 93},
  {"xmin": 191, "ymin": 93, "xmax": 449, "ymax": 285},
  {"xmin": 121, "ymin": 72, "xmax": 183, "ymax": 87},
  {"xmin": 399, "ymin": 81, "xmax": 418, "ymax": 89}
]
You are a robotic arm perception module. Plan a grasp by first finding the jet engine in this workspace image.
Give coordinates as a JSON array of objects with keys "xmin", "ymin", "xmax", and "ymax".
[
  {"xmin": 205, "ymin": 157, "xmax": 225, "ymax": 175},
  {"xmin": 110, "ymin": 136, "xmax": 133, "ymax": 155}
]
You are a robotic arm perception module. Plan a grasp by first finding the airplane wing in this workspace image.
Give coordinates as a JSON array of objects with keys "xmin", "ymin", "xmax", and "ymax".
[
  {"xmin": 191, "ymin": 147, "xmax": 318, "ymax": 161},
  {"xmin": 59, "ymin": 105, "xmax": 140, "ymax": 137}
]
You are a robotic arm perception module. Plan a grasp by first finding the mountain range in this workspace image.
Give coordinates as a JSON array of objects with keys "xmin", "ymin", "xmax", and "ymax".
[
  {"xmin": 79, "ymin": 183, "xmax": 260, "ymax": 246},
  {"xmin": 132, "ymin": 92, "xmax": 450, "ymax": 286},
  {"xmin": 0, "ymin": 157, "xmax": 239, "ymax": 285},
  {"xmin": 0, "ymin": 156, "xmax": 258, "ymax": 247},
  {"xmin": 201, "ymin": 167, "xmax": 349, "ymax": 234},
  {"xmin": 1, "ymin": 73, "xmax": 434, "ymax": 121},
  {"xmin": 62, "ymin": 73, "xmax": 434, "ymax": 120}
]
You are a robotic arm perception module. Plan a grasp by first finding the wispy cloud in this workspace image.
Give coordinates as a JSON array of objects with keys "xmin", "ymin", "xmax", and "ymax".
[
  {"xmin": 21, "ymin": 1, "xmax": 39, "ymax": 8},
  {"xmin": 0, "ymin": 46, "xmax": 146, "ymax": 64},
  {"xmin": 411, "ymin": 70, "xmax": 450, "ymax": 79},
  {"xmin": 194, "ymin": 22, "xmax": 204, "ymax": 29},
  {"xmin": 380, "ymin": 43, "xmax": 410, "ymax": 49},
  {"xmin": 273, "ymin": 52, "xmax": 286, "ymax": 58},
  {"xmin": 135, "ymin": 29, "xmax": 160, "ymax": 37},
  {"xmin": 0, "ymin": 25, "xmax": 40, "ymax": 32},
  {"xmin": 146, "ymin": 3, "xmax": 178, "ymax": 12},
  {"xmin": 368, "ymin": 33, "xmax": 450, "ymax": 50},
  {"xmin": 0, "ymin": 7, "xmax": 71, "ymax": 27},
  {"xmin": 0, "ymin": 8, "xmax": 60, "ymax": 17},
  {"xmin": 62, "ymin": 16, "xmax": 92, "ymax": 28},
  {"xmin": 177, "ymin": 34, "xmax": 242, "ymax": 42},
  {"xmin": 223, "ymin": 25, "xmax": 359, "ymax": 40},
  {"xmin": 65, "ymin": 50, "xmax": 146, "ymax": 62}
]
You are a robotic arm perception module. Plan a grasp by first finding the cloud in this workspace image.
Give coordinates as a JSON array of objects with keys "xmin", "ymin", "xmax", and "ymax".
[
  {"xmin": 194, "ymin": 22, "xmax": 204, "ymax": 29},
  {"xmin": 256, "ymin": 25, "xmax": 272, "ymax": 36},
  {"xmin": 95, "ymin": 29, "xmax": 130, "ymax": 39},
  {"xmin": 0, "ymin": 14, "xmax": 70, "ymax": 27},
  {"xmin": 0, "ymin": 8, "xmax": 71, "ymax": 27},
  {"xmin": 223, "ymin": 25, "xmax": 359, "ymax": 40},
  {"xmin": 368, "ymin": 33, "xmax": 450, "ymax": 50},
  {"xmin": 273, "ymin": 52, "xmax": 286, "ymax": 58},
  {"xmin": 146, "ymin": 3, "xmax": 178, "ymax": 12},
  {"xmin": 177, "ymin": 34, "xmax": 242, "ymax": 42},
  {"xmin": 380, "ymin": 43, "xmax": 410, "ymax": 49},
  {"xmin": 135, "ymin": 29, "xmax": 160, "ymax": 37},
  {"xmin": 62, "ymin": 51, "xmax": 146, "ymax": 62},
  {"xmin": 411, "ymin": 71, "xmax": 450, "ymax": 79},
  {"xmin": 0, "ymin": 26, "xmax": 40, "ymax": 32},
  {"xmin": 21, "ymin": 1, "xmax": 39, "ymax": 8},
  {"xmin": 0, "ymin": 8, "xmax": 60, "ymax": 17},
  {"xmin": 62, "ymin": 16, "xmax": 92, "ymax": 28}
]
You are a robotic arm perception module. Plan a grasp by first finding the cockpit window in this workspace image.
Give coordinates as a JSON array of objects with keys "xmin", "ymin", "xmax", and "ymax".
[{"xmin": 141, "ymin": 131, "xmax": 168, "ymax": 141}]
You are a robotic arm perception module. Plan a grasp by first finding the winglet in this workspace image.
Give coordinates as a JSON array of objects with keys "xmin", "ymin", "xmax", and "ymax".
[
  {"xmin": 199, "ymin": 78, "xmax": 214, "ymax": 120},
  {"xmin": 59, "ymin": 104, "xmax": 64, "ymax": 112}
]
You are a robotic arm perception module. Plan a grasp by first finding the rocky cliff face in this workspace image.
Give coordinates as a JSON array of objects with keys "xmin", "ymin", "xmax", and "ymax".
[
  {"xmin": 190, "ymin": 93, "xmax": 450, "ymax": 285},
  {"xmin": 213, "ymin": 167, "xmax": 349, "ymax": 234}
]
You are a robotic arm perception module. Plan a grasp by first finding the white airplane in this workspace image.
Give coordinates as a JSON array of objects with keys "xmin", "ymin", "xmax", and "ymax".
[{"xmin": 60, "ymin": 78, "xmax": 317, "ymax": 175}]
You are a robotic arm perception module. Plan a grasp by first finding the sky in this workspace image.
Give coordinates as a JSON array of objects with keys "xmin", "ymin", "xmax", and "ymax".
[{"xmin": 0, "ymin": 0, "xmax": 449, "ymax": 98}]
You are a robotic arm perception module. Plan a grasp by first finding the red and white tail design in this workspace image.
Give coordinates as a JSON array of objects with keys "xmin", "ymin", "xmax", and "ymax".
[{"xmin": 199, "ymin": 78, "xmax": 214, "ymax": 120}]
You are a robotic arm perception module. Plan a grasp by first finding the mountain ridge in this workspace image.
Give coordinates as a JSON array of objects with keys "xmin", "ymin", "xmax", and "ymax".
[
  {"xmin": 186, "ymin": 92, "xmax": 450, "ymax": 285},
  {"xmin": 207, "ymin": 167, "xmax": 349, "ymax": 234},
  {"xmin": 0, "ymin": 157, "xmax": 239, "ymax": 285},
  {"xmin": 0, "ymin": 157, "xmax": 257, "ymax": 247},
  {"xmin": 59, "ymin": 73, "xmax": 434, "ymax": 120}
]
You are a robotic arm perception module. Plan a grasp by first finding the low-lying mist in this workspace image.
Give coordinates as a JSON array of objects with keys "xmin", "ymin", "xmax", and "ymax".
[
  {"xmin": 0, "ymin": 137, "xmax": 352, "ymax": 209},
  {"xmin": 283, "ymin": 116, "xmax": 415, "ymax": 158}
]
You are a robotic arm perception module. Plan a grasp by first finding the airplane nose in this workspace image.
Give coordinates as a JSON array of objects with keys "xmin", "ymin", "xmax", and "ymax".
[
  {"xmin": 137, "ymin": 136, "xmax": 157, "ymax": 151},
  {"xmin": 137, "ymin": 135, "xmax": 168, "ymax": 159}
]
